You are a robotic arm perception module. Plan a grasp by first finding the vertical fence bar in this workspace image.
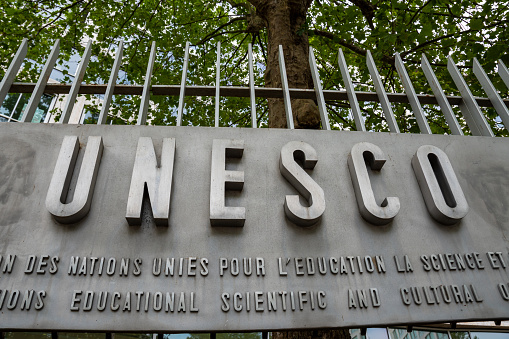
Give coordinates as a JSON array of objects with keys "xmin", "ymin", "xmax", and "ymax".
[
  {"xmin": 215, "ymin": 42, "xmax": 221, "ymax": 127},
  {"xmin": 177, "ymin": 41, "xmax": 190, "ymax": 127},
  {"xmin": 337, "ymin": 48, "xmax": 365, "ymax": 131},
  {"xmin": 421, "ymin": 54, "xmax": 463, "ymax": 135},
  {"xmin": 248, "ymin": 43, "xmax": 257, "ymax": 128},
  {"xmin": 366, "ymin": 50, "xmax": 400, "ymax": 133},
  {"xmin": 60, "ymin": 40, "xmax": 93, "ymax": 124},
  {"xmin": 394, "ymin": 52, "xmax": 431, "ymax": 134},
  {"xmin": 98, "ymin": 41, "xmax": 124, "ymax": 125},
  {"xmin": 278, "ymin": 45, "xmax": 294, "ymax": 129},
  {"xmin": 21, "ymin": 39, "xmax": 60, "ymax": 123},
  {"xmin": 0, "ymin": 38, "xmax": 28, "ymax": 106},
  {"xmin": 498, "ymin": 59, "xmax": 509, "ymax": 89},
  {"xmin": 447, "ymin": 56, "xmax": 493, "ymax": 137},
  {"xmin": 137, "ymin": 41, "xmax": 157, "ymax": 125},
  {"xmin": 473, "ymin": 58, "xmax": 509, "ymax": 130},
  {"xmin": 10, "ymin": 94, "xmax": 24, "ymax": 122},
  {"xmin": 309, "ymin": 47, "xmax": 330, "ymax": 130}
]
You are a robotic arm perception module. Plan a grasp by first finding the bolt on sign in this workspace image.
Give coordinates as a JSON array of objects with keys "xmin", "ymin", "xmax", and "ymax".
[{"xmin": 0, "ymin": 122, "xmax": 507, "ymax": 331}]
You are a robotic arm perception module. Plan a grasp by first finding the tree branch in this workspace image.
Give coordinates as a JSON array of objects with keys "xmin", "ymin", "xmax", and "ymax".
[
  {"xmin": 349, "ymin": 0, "xmax": 376, "ymax": 30},
  {"xmin": 224, "ymin": 0, "xmax": 252, "ymax": 12},
  {"xmin": 245, "ymin": 0, "xmax": 264, "ymax": 10},
  {"xmin": 197, "ymin": 16, "xmax": 247, "ymax": 44},
  {"xmin": 257, "ymin": 103, "xmax": 268, "ymax": 126},
  {"xmin": 326, "ymin": 102, "xmax": 354, "ymax": 128},
  {"xmin": 32, "ymin": 0, "xmax": 86, "ymax": 38},
  {"xmin": 115, "ymin": 0, "xmax": 145, "ymax": 37},
  {"xmin": 311, "ymin": 29, "xmax": 395, "ymax": 64},
  {"xmin": 400, "ymin": 19, "xmax": 509, "ymax": 58},
  {"xmin": 408, "ymin": 0, "xmax": 432, "ymax": 26},
  {"xmin": 256, "ymin": 33, "xmax": 267, "ymax": 63},
  {"xmin": 222, "ymin": 33, "xmax": 250, "ymax": 75},
  {"xmin": 174, "ymin": 15, "xmax": 231, "ymax": 27},
  {"xmin": 198, "ymin": 30, "xmax": 248, "ymax": 46},
  {"xmin": 225, "ymin": 44, "xmax": 249, "ymax": 81},
  {"xmin": 312, "ymin": 29, "xmax": 365, "ymax": 54},
  {"xmin": 127, "ymin": 0, "xmax": 164, "ymax": 65}
]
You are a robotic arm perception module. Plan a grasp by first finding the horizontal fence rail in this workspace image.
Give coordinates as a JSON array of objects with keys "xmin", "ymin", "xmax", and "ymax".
[
  {"xmin": 1, "ymin": 39, "xmax": 509, "ymax": 134},
  {"xmin": 7, "ymin": 83, "xmax": 509, "ymax": 107}
]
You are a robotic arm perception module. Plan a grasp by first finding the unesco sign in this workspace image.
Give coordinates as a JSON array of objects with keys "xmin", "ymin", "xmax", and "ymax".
[{"xmin": 0, "ymin": 122, "xmax": 507, "ymax": 331}]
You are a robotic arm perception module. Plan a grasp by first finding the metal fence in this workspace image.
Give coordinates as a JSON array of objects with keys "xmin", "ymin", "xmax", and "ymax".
[
  {"xmin": 0, "ymin": 38, "xmax": 508, "ymax": 135},
  {"xmin": 1, "ymin": 39, "xmax": 509, "ymax": 339}
]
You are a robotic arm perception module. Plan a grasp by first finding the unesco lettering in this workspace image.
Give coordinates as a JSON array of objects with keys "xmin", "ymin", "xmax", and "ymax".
[{"xmin": 45, "ymin": 136, "xmax": 469, "ymax": 227}]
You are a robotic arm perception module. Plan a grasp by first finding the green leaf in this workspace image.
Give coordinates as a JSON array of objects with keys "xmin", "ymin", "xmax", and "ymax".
[
  {"xmin": 421, "ymin": 22, "xmax": 432, "ymax": 37},
  {"xmin": 470, "ymin": 18, "xmax": 483, "ymax": 30},
  {"xmin": 5, "ymin": 8, "xmax": 18, "ymax": 15}
]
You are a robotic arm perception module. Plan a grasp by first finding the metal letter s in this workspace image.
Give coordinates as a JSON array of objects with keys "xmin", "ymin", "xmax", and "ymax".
[{"xmin": 280, "ymin": 141, "xmax": 325, "ymax": 227}]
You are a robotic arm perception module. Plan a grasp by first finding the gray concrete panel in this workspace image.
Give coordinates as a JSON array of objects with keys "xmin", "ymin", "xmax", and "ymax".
[{"xmin": 0, "ymin": 123, "xmax": 507, "ymax": 331}]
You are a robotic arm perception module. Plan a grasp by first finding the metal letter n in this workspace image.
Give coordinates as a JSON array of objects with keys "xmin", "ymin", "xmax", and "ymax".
[{"xmin": 126, "ymin": 137, "xmax": 176, "ymax": 226}]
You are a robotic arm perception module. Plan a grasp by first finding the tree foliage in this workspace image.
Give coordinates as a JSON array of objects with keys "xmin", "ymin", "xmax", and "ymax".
[{"xmin": 0, "ymin": 0, "xmax": 508, "ymax": 134}]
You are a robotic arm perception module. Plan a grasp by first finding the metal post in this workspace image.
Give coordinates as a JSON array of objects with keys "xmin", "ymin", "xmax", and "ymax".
[
  {"xmin": 421, "ymin": 54, "xmax": 463, "ymax": 135},
  {"xmin": 395, "ymin": 52, "xmax": 431, "ymax": 134},
  {"xmin": 177, "ymin": 41, "xmax": 190, "ymax": 126},
  {"xmin": 137, "ymin": 41, "xmax": 157, "ymax": 126},
  {"xmin": 60, "ymin": 40, "xmax": 93, "ymax": 124},
  {"xmin": 278, "ymin": 45, "xmax": 294, "ymax": 129},
  {"xmin": 0, "ymin": 38, "xmax": 28, "ymax": 106},
  {"xmin": 498, "ymin": 59, "xmax": 509, "ymax": 89},
  {"xmin": 21, "ymin": 39, "xmax": 60, "ymax": 123},
  {"xmin": 309, "ymin": 46, "xmax": 330, "ymax": 130},
  {"xmin": 248, "ymin": 43, "xmax": 257, "ymax": 128},
  {"xmin": 473, "ymin": 57, "xmax": 509, "ymax": 130},
  {"xmin": 366, "ymin": 50, "xmax": 400, "ymax": 133},
  {"xmin": 337, "ymin": 48, "xmax": 365, "ymax": 131},
  {"xmin": 215, "ymin": 42, "xmax": 221, "ymax": 127},
  {"xmin": 98, "ymin": 41, "xmax": 124, "ymax": 125},
  {"xmin": 447, "ymin": 56, "xmax": 493, "ymax": 137},
  {"xmin": 9, "ymin": 91, "xmax": 24, "ymax": 121}
]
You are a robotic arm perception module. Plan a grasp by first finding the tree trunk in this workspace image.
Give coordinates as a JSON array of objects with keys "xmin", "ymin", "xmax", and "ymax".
[{"xmin": 254, "ymin": 0, "xmax": 321, "ymax": 129}]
